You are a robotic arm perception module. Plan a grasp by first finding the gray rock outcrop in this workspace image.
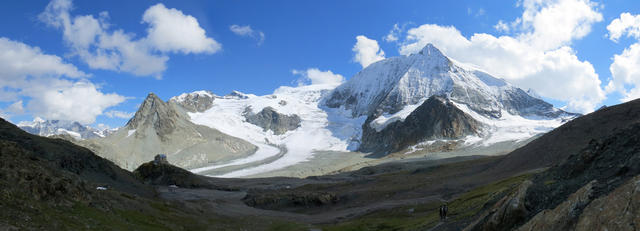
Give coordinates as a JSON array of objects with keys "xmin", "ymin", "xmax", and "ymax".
[{"xmin": 244, "ymin": 106, "xmax": 301, "ymax": 135}]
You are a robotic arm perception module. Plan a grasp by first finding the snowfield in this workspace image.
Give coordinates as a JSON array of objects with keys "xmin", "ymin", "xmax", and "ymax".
[{"xmin": 188, "ymin": 83, "xmax": 366, "ymax": 177}]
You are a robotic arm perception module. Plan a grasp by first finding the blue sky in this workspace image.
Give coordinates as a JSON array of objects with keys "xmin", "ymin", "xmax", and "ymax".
[{"xmin": 0, "ymin": 0, "xmax": 639, "ymax": 128}]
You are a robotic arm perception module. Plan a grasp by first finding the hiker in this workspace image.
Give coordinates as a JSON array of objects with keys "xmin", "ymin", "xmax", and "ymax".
[{"xmin": 439, "ymin": 204, "xmax": 448, "ymax": 221}]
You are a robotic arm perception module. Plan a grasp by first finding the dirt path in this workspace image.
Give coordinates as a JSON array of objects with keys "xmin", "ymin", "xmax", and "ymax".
[{"xmin": 157, "ymin": 186, "xmax": 443, "ymax": 224}]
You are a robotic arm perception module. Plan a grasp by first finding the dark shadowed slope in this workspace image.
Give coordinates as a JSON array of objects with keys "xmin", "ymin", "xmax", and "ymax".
[
  {"xmin": 489, "ymin": 98, "xmax": 640, "ymax": 176},
  {"xmin": 0, "ymin": 118, "xmax": 152, "ymax": 197}
]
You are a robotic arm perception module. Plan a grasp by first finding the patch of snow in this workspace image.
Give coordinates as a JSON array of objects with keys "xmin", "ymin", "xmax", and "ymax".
[
  {"xmin": 127, "ymin": 129, "xmax": 136, "ymax": 137},
  {"xmin": 369, "ymin": 101, "xmax": 424, "ymax": 132},
  {"xmin": 170, "ymin": 90, "xmax": 215, "ymax": 102},
  {"xmin": 451, "ymin": 102, "xmax": 564, "ymax": 146},
  {"xmin": 57, "ymin": 128, "xmax": 82, "ymax": 140}
]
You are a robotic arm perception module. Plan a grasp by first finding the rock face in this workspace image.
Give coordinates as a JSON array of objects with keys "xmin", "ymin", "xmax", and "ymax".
[
  {"xmin": 126, "ymin": 93, "xmax": 189, "ymax": 141},
  {"xmin": 86, "ymin": 93, "xmax": 257, "ymax": 170},
  {"xmin": 169, "ymin": 90, "xmax": 216, "ymax": 113},
  {"xmin": 466, "ymin": 180, "xmax": 533, "ymax": 231},
  {"xmin": 575, "ymin": 175, "xmax": 640, "ymax": 230},
  {"xmin": 359, "ymin": 96, "xmax": 481, "ymax": 154},
  {"xmin": 243, "ymin": 106, "xmax": 301, "ymax": 135},
  {"xmin": 517, "ymin": 181, "xmax": 596, "ymax": 231}
]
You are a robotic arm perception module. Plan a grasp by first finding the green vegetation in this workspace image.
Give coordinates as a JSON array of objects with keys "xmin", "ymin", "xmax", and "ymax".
[{"xmin": 321, "ymin": 174, "xmax": 532, "ymax": 231}]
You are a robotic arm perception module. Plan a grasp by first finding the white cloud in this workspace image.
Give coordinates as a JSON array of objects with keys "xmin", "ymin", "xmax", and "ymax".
[
  {"xmin": 0, "ymin": 37, "xmax": 125, "ymax": 124},
  {"xmin": 384, "ymin": 24, "xmax": 401, "ymax": 42},
  {"xmin": 495, "ymin": 20, "xmax": 510, "ymax": 33},
  {"xmin": 395, "ymin": 0, "xmax": 605, "ymax": 113},
  {"xmin": 143, "ymin": 4, "xmax": 221, "ymax": 54},
  {"xmin": 352, "ymin": 35, "xmax": 385, "ymax": 69},
  {"xmin": 25, "ymin": 80, "xmax": 125, "ymax": 124},
  {"xmin": 0, "ymin": 37, "xmax": 86, "ymax": 85},
  {"xmin": 104, "ymin": 110, "xmax": 134, "ymax": 119},
  {"xmin": 514, "ymin": 0, "xmax": 602, "ymax": 50},
  {"xmin": 607, "ymin": 12, "xmax": 640, "ymax": 42},
  {"xmin": 39, "ymin": 0, "xmax": 220, "ymax": 78},
  {"xmin": 292, "ymin": 68, "xmax": 344, "ymax": 87},
  {"xmin": 607, "ymin": 13, "xmax": 640, "ymax": 102},
  {"xmin": 230, "ymin": 25, "xmax": 265, "ymax": 45}
]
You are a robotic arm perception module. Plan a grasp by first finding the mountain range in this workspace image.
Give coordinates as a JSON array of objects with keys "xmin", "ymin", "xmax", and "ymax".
[
  {"xmin": 17, "ymin": 44, "xmax": 578, "ymax": 177},
  {"xmin": 18, "ymin": 117, "xmax": 115, "ymax": 140}
]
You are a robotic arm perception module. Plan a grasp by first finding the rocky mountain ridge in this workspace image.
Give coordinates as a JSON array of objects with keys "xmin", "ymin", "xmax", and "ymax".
[{"xmin": 78, "ymin": 93, "xmax": 257, "ymax": 171}]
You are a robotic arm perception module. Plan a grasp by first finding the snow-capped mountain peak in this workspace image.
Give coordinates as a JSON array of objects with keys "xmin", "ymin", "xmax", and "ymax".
[
  {"xmin": 17, "ymin": 118, "xmax": 112, "ymax": 140},
  {"xmin": 323, "ymin": 43, "xmax": 574, "ymax": 120},
  {"xmin": 418, "ymin": 43, "xmax": 446, "ymax": 57}
]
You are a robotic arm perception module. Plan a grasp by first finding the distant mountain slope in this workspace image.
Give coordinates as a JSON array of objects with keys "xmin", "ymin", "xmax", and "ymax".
[
  {"xmin": 17, "ymin": 117, "xmax": 113, "ymax": 140},
  {"xmin": 86, "ymin": 93, "xmax": 257, "ymax": 170}
]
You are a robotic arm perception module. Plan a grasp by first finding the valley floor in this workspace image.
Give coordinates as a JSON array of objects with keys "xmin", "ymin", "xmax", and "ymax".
[{"xmin": 205, "ymin": 137, "xmax": 534, "ymax": 179}]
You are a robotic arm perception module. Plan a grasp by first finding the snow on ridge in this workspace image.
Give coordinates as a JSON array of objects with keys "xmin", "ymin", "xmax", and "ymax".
[
  {"xmin": 57, "ymin": 128, "xmax": 81, "ymax": 140},
  {"xmin": 369, "ymin": 101, "xmax": 425, "ymax": 132},
  {"xmin": 127, "ymin": 129, "xmax": 136, "ymax": 137},
  {"xmin": 170, "ymin": 90, "xmax": 216, "ymax": 102}
]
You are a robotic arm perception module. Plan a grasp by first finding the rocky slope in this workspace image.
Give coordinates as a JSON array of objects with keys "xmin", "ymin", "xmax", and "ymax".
[
  {"xmin": 85, "ymin": 93, "xmax": 257, "ymax": 170},
  {"xmin": 359, "ymin": 95, "xmax": 481, "ymax": 154},
  {"xmin": 0, "ymin": 117, "xmax": 303, "ymax": 230},
  {"xmin": 466, "ymin": 98, "xmax": 640, "ymax": 230}
]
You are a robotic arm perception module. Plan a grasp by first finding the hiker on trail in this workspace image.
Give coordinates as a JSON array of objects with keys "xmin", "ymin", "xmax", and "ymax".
[{"xmin": 439, "ymin": 204, "xmax": 448, "ymax": 221}]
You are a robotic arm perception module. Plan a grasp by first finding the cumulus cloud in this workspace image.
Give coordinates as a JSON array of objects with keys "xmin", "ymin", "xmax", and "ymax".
[
  {"xmin": 607, "ymin": 12, "xmax": 640, "ymax": 42},
  {"xmin": 104, "ymin": 110, "xmax": 135, "ymax": 119},
  {"xmin": 352, "ymin": 35, "xmax": 385, "ymax": 69},
  {"xmin": 39, "ymin": 0, "xmax": 220, "ymax": 78},
  {"xmin": 25, "ymin": 80, "xmax": 126, "ymax": 124},
  {"xmin": 606, "ymin": 13, "xmax": 640, "ymax": 102},
  {"xmin": 394, "ymin": 0, "xmax": 605, "ymax": 113},
  {"xmin": 144, "ymin": 4, "xmax": 221, "ymax": 54},
  {"xmin": 292, "ymin": 68, "xmax": 344, "ymax": 87},
  {"xmin": 0, "ymin": 37, "xmax": 125, "ymax": 124},
  {"xmin": 514, "ymin": 0, "xmax": 602, "ymax": 50},
  {"xmin": 230, "ymin": 25, "xmax": 265, "ymax": 45}
]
